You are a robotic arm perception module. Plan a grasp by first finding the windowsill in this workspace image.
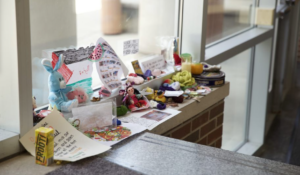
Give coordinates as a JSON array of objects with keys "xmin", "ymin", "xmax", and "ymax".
[
  {"xmin": 0, "ymin": 129, "xmax": 21, "ymax": 160},
  {"xmin": 205, "ymin": 27, "xmax": 274, "ymax": 65}
]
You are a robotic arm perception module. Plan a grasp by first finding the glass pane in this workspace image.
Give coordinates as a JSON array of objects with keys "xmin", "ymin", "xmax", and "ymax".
[
  {"xmin": 206, "ymin": 0, "xmax": 256, "ymax": 45},
  {"xmin": 30, "ymin": 0, "xmax": 177, "ymax": 107},
  {"xmin": 221, "ymin": 49, "xmax": 252, "ymax": 151}
]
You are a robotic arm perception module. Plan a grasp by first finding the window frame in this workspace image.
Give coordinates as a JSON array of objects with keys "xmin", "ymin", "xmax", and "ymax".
[
  {"xmin": 180, "ymin": 0, "xmax": 278, "ymax": 154},
  {"xmin": 0, "ymin": 0, "xmax": 32, "ymax": 160}
]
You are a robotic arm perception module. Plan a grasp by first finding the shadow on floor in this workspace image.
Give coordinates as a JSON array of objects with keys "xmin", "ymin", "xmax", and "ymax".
[{"xmin": 259, "ymin": 87, "xmax": 300, "ymax": 165}]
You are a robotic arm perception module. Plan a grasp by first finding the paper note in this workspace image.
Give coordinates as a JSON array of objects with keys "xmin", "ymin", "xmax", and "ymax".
[
  {"xmin": 140, "ymin": 55, "xmax": 166, "ymax": 73},
  {"xmin": 164, "ymin": 91, "xmax": 184, "ymax": 97},
  {"xmin": 20, "ymin": 110, "xmax": 111, "ymax": 162},
  {"xmin": 72, "ymin": 102, "xmax": 113, "ymax": 132},
  {"xmin": 123, "ymin": 39, "xmax": 139, "ymax": 56},
  {"xmin": 119, "ymin": 109, "xmax": 181, "ymax": 130},
  {"xmin": 85, "ymin": 123, "xmax": 146, "ymax": 146}
]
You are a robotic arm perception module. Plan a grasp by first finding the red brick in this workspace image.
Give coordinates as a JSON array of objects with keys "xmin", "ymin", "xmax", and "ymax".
[
  {"xmin": 192, "ymin": 112, "xmax": 209, "ymax": 130},
  {"xmin": 217, "ymin": 114, "xmax": 223, "ymax": 126},
  {"xmin": 198, "ymin": 136, "xmax": 207, "ymax": 145},
  {"xmin": 207, "ymin": 126, "xmax": 223, "ymax": 144},
  {"xmin": 171, "ymin": 122, "xmax": 191, "ymax": 139},
  {"xmin": 216, "ymin": 138, "xmax": 222, "ymax": 148},
  {"xmin": 210, "ymin": 102, "xmax": 224, "ymax": 119},
  {"xmin": 200, "ymin": 120, "xmax": 216, "ymax": 137},
  {"xmin": 184, "ymin": 130, "xmax": 200, "ymax": 143}
]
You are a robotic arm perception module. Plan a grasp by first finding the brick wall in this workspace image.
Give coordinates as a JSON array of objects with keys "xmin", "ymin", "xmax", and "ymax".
[{"xmin": 163, "ymin": 100, "xmax": 224, "ymax": 148}]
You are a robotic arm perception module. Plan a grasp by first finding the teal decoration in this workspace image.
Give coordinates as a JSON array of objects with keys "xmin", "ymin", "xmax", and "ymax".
[
  {"xmin": 67, "ymin": 78, "xmax": 93, "ymax": 95},
  {"xmin": 117, "ymin": 105, "xmax": 128, "ymax": 116}
]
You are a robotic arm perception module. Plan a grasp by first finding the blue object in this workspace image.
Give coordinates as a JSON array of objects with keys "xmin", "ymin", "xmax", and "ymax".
[
  {"xmin": 41, "ymin": 54, "xmax": 78, "ymax": 112},
  {"xmin": 113, "ymin": 118, "xmax": 122, "ymax": 126},
  {"xmin": 144, "ymin": 69, "xmax": 152, "ymax": 77}
]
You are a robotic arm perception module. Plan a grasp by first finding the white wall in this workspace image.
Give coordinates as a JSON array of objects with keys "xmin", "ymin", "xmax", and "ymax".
[{"xmin": 0, "ymin": 0, "xmax": 20, "ymax": 133}]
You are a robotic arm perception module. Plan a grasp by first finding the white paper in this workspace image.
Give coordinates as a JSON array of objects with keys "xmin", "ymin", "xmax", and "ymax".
[
  {"xmin": 123, "ymin": 39, "xmax": 139, "ymax": 56},
  {"xmin": 140, "ymin": 55, "xmax": 166, "ymax": 73},
  {"xmin": 90, "ymin": 123, "xmax": 146, "ymax": 146},
  {"xmin": 67, "ymin": 60, "xmax": 93, "ymax": 85},
  {"xmin": 19, "ymin": 110, "xmax": 111, "ymax": 162},
  {"xmin": 119, "ymin": 109, "xmax": 181, "ymax": 130},
  {"xmin": 164, "ymin": 91, "xmax": 184, "ymax": 97},
  {"xmin": 72, "ymin": 102, "xmax": 112, "ymax": 132},
  {"xmin": 94, "ymin": 37, "xmax": 124, "ymax": 91}
]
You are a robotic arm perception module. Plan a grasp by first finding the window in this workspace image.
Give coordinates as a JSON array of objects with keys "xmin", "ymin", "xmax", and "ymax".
[
  {"xmin": 30, "ymin": 0, "xmax": 179, "ymax": 107},
  {"xmin": 221, "ymin": 49, "xmax": 252, "ymax": 150},
  {"xmin": 206, "ymin": 0, "xmax": 256, "ymax": 45}
]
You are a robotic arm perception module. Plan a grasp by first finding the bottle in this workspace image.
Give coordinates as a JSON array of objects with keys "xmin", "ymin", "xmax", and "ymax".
[{"xmin": 180, "ymin": 53, "xmax": 192, "ymax": 72}]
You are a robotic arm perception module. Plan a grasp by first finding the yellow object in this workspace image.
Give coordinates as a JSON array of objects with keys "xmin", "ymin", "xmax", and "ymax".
[
  {"xmin": 181, "ymin": 62, "xmax": 192, "ymax": 72},
  {"xmin": 172, "ymin": 70, "xmax": 196, "ymax": 87},
  {"xmin": 35, "ymin": 127, "xmax": 54, "ymax": 166},
  {"xmin": 145, "ymin": 87, "xmax": 154, "ymax": 100},
  {"xmin": 155, "ymin": 92, "xmax": 166, "ymax": 103},
  {"xmin": 180, "ymin": 53, "xmax": 192, "ymax": 73},
  {"xmin": 191, "ymin": 63, "xmax": 203, "ymax": 75}
]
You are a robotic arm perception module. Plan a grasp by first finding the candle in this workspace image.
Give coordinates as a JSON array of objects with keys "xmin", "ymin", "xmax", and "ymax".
[
  {"xmin": 180, "ymin": 53, "xmax": 192, "ymax": 72},
  {"xmin": 182, "ymin": 62, "xmax": 192, "ymax": 72}
]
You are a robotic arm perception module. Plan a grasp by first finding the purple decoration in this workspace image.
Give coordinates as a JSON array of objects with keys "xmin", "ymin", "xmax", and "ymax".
[
  {"xmin": 157, "ymin": 103, "xmax": 166, "ymax": 110},
  {"xmin": 159, "ymin": 85, "xmax": 175, "ymax": 91},
  {"xmin": 144, "ymin": 69, "xmax": 152, "ymax": 77}
]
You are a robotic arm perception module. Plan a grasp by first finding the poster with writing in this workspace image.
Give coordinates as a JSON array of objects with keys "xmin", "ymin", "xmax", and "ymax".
[
  {"xmin": 123, "ymin": 39, "xmax": 139, "ymax": 56},
  {"xmin": 19, "ymin": 110, "xmax": 111, "ymax": 162},
  {"xmin": 140, "ymin": 55, "xmax": 166, "ymax": 73}
]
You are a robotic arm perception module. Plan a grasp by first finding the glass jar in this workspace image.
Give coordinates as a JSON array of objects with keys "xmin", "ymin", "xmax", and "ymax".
[{"xmin": 180, "ymin": 53, "xmax": 192, "ymax": 72}]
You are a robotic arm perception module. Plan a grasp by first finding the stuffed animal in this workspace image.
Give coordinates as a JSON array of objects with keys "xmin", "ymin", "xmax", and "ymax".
[
  {"xmin": 127, "ymin": 75, "xmax": 144, "ymax": 85},
  {"xmin": 42, "ymin": 54, "xmax": 78, "ymax": 112},
  {"xmin": 66, "ymin": 87, "xmax": 88, "ymax": 103},
  {"xmin": 123, "ymin": 86, "xmax": 149, "ymax": 111}
]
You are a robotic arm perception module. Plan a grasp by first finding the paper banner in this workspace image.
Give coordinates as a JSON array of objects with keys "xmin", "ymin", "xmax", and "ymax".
[{"xmin": 19, "ymin": 110, "xmax": 111, "ymax": 162}]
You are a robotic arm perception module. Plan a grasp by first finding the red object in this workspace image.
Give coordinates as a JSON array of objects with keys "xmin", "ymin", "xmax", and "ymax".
[
  {"xmin": 52, "ymin": 53, "xmax": 73, "ymax": 83},
  {"xmin": 128, "ymin": 73, "xmax": 137, "ymax": 77},
  {"xmin": 99, "ymin": 86, "xmax": 111, "ymax": 97},
  {"xmin": 173, "ymin": 53, "xmax": 181, "ymax": 66}
]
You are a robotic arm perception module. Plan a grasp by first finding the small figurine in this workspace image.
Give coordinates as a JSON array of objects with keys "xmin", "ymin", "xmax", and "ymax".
[
  {"xmin": 42, "ymin": 54, "xmax": 78, "ymax": 112},
  {"xmin": 155, "ymin": 90, "xmax": 166, "ymax": 103},
  {"xmin": 123, "ymin": 86, "xmax": 149, "ymax": 111},
  {"xmin": 33, "ymin": 96, "xmax": 43, "ymax": 123},
  {"xmin": 66, "ymin": 87, "xmax": 88, "ymax": 103}
]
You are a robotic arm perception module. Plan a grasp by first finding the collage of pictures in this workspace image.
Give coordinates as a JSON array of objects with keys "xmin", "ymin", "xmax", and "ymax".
[{"xmin": 92, "ymin": 38, "xmax": 124, "ymax": 91}]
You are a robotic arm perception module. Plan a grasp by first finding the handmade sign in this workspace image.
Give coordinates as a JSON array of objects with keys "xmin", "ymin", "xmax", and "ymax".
[
  {"xmin": 52, "ymin": 46, "xmax": 95, "ymax": 95},
  {"xmin": 20, "ymin": 110, "xmax": 111, "ymax": 162},
  {"xmin": 123, "ymin": 39, "xmax": 139, "ymax": 56},
  {"xmin": 140, "ymin": 55, "xmax": 166, "ymax": 73},
  {"xmin": 90, "ymin": 37, "xmax": 125, "ymax": 91}
]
